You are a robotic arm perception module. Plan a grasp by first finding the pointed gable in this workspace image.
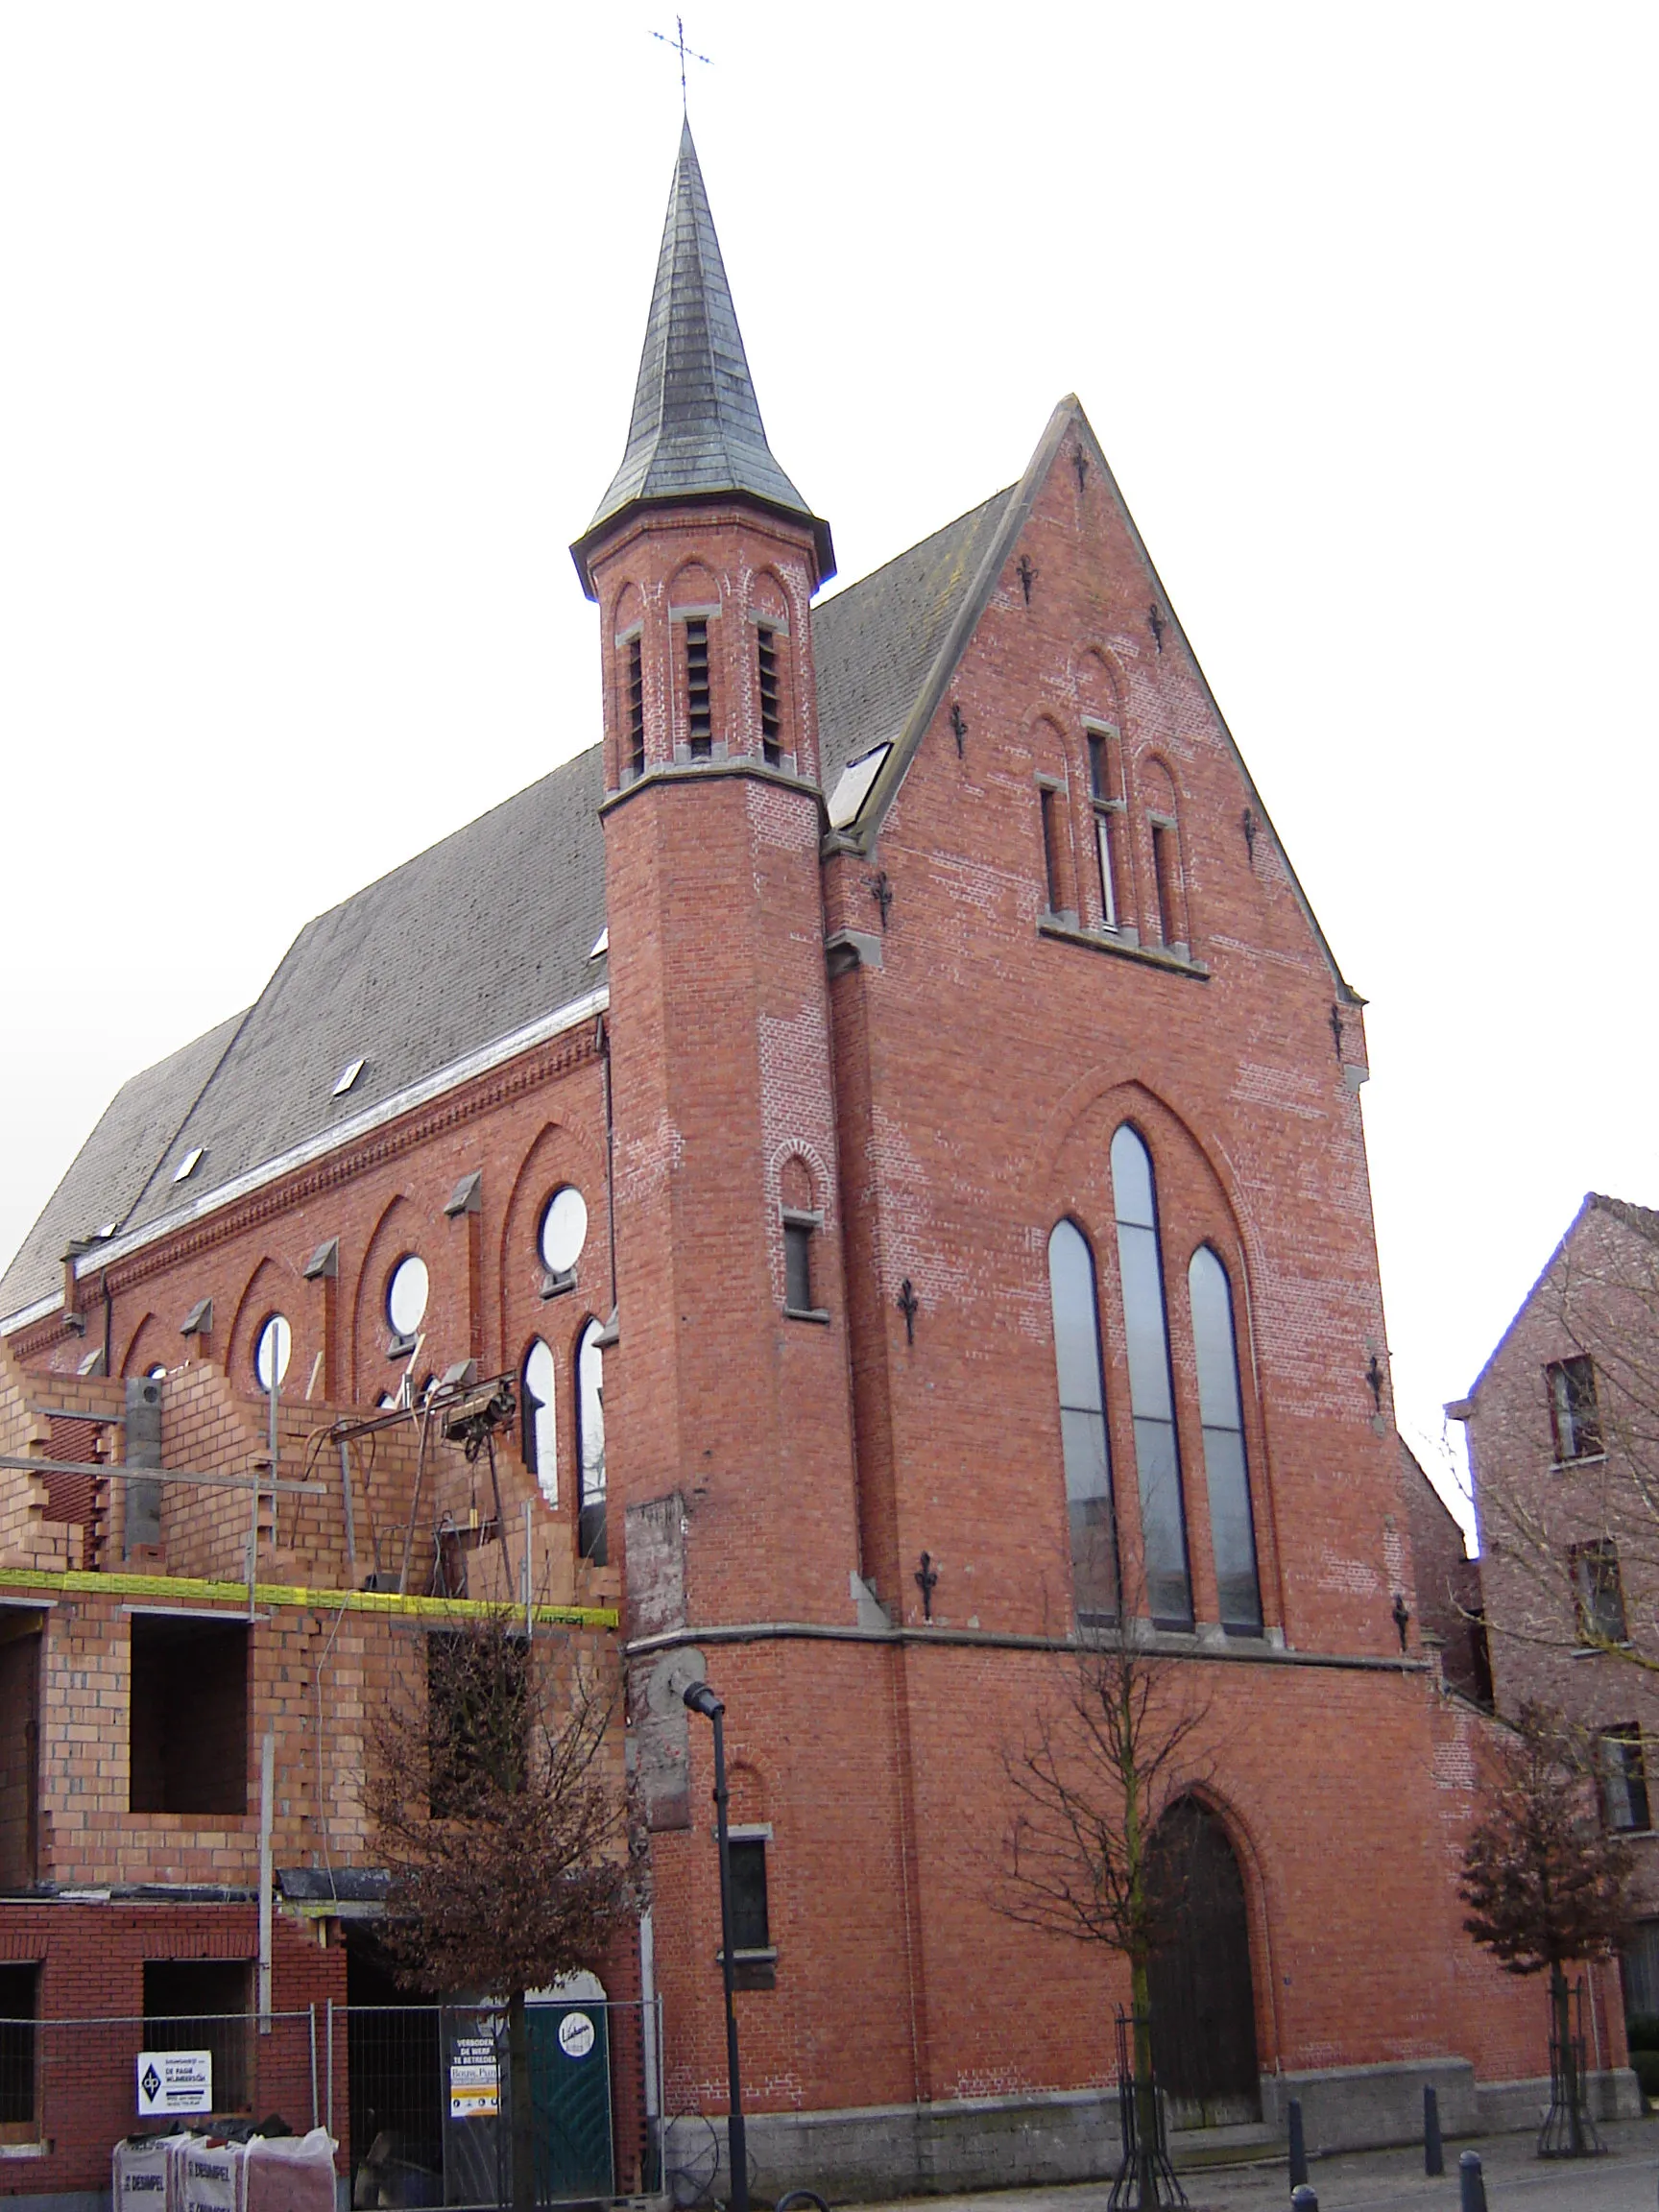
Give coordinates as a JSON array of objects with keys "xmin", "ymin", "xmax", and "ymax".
[
  {"xmin": 815, "ymin": 395, "xmax": 1357, "ymax": 999},
  {"xmin": 573, "ymin": 125, "xmax": 831, "ymax": 592}
]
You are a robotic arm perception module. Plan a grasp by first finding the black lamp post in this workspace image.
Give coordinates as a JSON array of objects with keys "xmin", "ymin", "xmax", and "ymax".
[{"xmin": 683, "ymin": 1679, "xmax": 749, "ymax": 2212}]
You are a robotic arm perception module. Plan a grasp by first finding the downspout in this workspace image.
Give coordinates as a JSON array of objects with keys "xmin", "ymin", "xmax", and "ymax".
[{"xmin": 101, "ymin": 1270, "xmax": 114, "ymax": 1382}]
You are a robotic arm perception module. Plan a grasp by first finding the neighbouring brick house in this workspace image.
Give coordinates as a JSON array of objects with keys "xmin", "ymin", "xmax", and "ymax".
[
  {"xmin": 2, "ymin": 121, "xmax": 1606, "ymax": 2201},
  {"xmin": 1451, "ymin": 1192, "xmax": 1659, "ymax": 2021}
]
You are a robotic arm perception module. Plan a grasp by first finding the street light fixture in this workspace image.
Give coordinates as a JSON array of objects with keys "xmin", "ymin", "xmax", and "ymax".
[{"xmin": 683, "ymin": 1678, "xmax": 749, "ymax": 2212}]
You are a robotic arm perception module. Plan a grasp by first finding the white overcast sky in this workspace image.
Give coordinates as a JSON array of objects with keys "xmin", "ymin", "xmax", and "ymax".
[{"xmin": 2, "ymin": 4, "xmax": 1654, "ymax": 1545}]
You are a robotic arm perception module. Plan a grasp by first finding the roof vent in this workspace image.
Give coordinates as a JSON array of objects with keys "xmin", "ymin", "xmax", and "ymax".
[
  {"xmin": 173, "ymin": 1147, "xmax": 204, "ymax": 1184},
  {"xmin": 181, "ymin": 1297, "xmax": 213, "ymax": 1337},
  {"xmin": 333, "ymin": 1058, "xmax": 367, "ymax": 1096}
]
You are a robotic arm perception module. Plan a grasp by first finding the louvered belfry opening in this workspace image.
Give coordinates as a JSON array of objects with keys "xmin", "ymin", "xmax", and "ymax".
[
  {"xmin": 757, "ymin": 625, "xmax": 781, "ymax": 764},
  {"xmin": 626, "ymin": 634, "xmax": 645, "ymax": 779},
  {"xmin": 685, "ymin": 618, "xmax": 712, "ymax": 759}
]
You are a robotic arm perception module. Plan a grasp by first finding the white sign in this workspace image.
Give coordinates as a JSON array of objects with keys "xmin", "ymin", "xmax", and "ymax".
[
  {"xmin": 556, "ymin": 2011, "xmax": 595, "ymax": 2060},
  {"xmin": 448, "ymin": 2061, "xmax": 499, "ymax": 2121},
  {"xmin": 136, "ymin": 2050, "xmax": 212, "ymax": 2117}
]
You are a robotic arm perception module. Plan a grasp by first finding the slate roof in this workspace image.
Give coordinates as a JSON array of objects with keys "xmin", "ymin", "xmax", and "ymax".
[
  {"xmin": 0, "ymin": 745, "xmax": 609, "ymax": 1319},
  {"xmin": 574, "ymin": 124, "xmax": 832, "ymax": 590},
  {"xmin": 812, "ymin": 489, "xmax": 1015, "ymax": 790},
  {"xmin": 0, "ymin": 1011, "xmax": 247, "ymax": 1320}
]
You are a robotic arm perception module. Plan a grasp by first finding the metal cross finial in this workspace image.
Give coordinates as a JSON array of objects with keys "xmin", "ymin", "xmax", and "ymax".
[{"xmin": 651, "ymin": 14, "xmax": 712, "ymax": 109}]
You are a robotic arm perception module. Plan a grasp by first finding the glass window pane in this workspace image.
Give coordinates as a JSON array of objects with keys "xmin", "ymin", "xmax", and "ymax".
[
  {"xmin": 1111, "ymin": 1127, "xmax": 1191, "ymax": 1628},
  {"xmin": 729, "ymin": 1839, "xmax": 769, "ymax": 1951},
  {"xmin": 254, "ymin": 1315, "xmax": 291, "ymax": 1393},
  {"xmin": 577, "ymin": 1320, "xmax": 607, "ymax": 1565},
  {"xmin": 784, "ymin": 1222, "xmax": 812, "ymax": 1310},
  {"xmin": 540, "ymin": 1188, "xmax": 589, "ymax": 1274},
  {"xmin": 1047, "ymin": 1221, "xmax": 1118, "ymax": 1622},
  {"xmin": 523, "ymin": 1339, "xmax": 557, "ymax": 1504},
  {"xmin": 387, "ymin": 1256, "xmax": 428, "ymax": 1335},
  {"xmin": 1190, "ymin": 1247, "xmax": 1262, "ymax": 1633}
]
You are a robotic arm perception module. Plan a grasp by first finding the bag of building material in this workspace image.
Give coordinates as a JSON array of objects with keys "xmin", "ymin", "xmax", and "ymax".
[
  {"xmin": 244, "ymin": 2128, "xmax": 337, "ymax": 2212},
  {"xmin": 180, "ymin": 2137, "xmax": 244, "ymax": 2212},
  {"xmin": 112, "ymin": 2133, "xmax": 188, "ymax": 2212}
]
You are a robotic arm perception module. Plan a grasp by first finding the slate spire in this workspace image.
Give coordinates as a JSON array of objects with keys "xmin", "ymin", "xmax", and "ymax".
[{"xmin": 574, "ymin": 124, "xmax": 832, "ymax": 592}]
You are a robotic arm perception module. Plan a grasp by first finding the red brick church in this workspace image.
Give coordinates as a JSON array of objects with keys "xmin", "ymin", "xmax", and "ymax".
[{"xmin": 0, "ymin": 122, "xmax": 1609, "ymax": 2198}]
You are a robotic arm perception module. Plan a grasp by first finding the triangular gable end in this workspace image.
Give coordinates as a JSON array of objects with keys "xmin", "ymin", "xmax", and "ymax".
[{"xmin": 830, "ymin": 396, "xmax": 1359, "ymax": 1005}]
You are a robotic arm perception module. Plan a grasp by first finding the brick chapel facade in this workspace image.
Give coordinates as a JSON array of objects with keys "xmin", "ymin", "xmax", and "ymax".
[{"xmin": 0, "ymin": 123, "xmax": 1615, "ymax": 2199}]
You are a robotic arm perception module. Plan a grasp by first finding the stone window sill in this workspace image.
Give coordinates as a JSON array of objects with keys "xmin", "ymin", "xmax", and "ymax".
[
  {"xmin": 783, "ymin": 1306, "xmax": 831, "ymax": 1326},
  {"xmin": 1039, "ymin": 915, "xmax": 1208, "ymax": 978},
  {"xmin": 1551, "ymin": 1453, "xmax": 1607, "ymax": 1474}
]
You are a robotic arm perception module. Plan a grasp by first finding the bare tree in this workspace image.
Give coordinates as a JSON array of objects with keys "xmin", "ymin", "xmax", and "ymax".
[
  {"xmin": 995, "ymin": 1623, "xmax": 1212, "ymax": 2209},
  {"xmin": 367, "ymin": 1612, "xmax": 639, "ymax": 2212},
  {"xmin": 1460, "ymin": 1702, "xmax": 1636, "ymax": 2153}
]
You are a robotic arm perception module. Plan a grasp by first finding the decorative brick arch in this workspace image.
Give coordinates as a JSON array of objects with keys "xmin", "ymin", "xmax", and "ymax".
[
  {"xmin": 496, "ymin": 1118, "xmax": 608, "ymax": 1368},
  {"xmin": 228, "ymin": 1256, "xmax": 301, "ymax": 1398},
  {"xmin": 119, "ymin": 1310, "xmax": 162, "ymax": 1379},
  {"xmin": 350, "ymin": 1193, "xmax": 420, "ymax": 1401},
  {"xmin": 765, "ymin": 1139, "xmax": 834, "ymax": 1309}
]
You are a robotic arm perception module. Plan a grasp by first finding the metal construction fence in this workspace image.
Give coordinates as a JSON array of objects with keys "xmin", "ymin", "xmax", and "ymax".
[{"xmin": 0, "ymin": 1999, "xmax": 662, "ymax": 2206}]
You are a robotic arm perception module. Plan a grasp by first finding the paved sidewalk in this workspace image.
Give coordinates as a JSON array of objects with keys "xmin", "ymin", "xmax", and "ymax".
[{"xmin": 858, "ymin": 2117, "xmax": 1659, "ymax": 2212}]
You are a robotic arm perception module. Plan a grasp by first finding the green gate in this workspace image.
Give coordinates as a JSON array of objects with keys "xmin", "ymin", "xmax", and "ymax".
[{"xmin": 527, "ymin": 2002, "xmax": 613, "ymax": 2200}]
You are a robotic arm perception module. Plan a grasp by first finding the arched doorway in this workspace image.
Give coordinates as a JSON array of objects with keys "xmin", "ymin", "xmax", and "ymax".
[{"xmin": 1145, "ymin": 1796, "xmax": 1261, "ymax": 2128}]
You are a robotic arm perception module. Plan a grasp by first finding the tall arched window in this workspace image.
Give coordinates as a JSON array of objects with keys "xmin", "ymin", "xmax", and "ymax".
[
  {"xmin": 576, "ymin": 1319, "xmax": 607, "ymax": 1565},
  {"xmin": 1189, "ymin": 1248, "xmax": 1263, "ymax": 1634},
  {"xmin": 1047, "ymin": 1221, "xmax": 1118, "ymax": 1623},
  {"xmin": 1111, "ymin": 1125, "xmax": 1193, "ymax": 1629},
  {"xmin": 522, "ymin": 1338, "xmax": 557, "ymax": 1505}
]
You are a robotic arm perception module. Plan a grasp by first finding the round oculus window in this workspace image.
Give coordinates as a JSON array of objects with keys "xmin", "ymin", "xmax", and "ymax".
[
  {"xmin": 540, "ymin": 1187, "xmax": 589, "ymax": 1274},
  {"xmin": 387, "ymin": 1255, "xmax": 429, "ymax": 1335},
  {"xmin": 255, "ymin": 1314, "xmax": 292, "ymax": 1392}
]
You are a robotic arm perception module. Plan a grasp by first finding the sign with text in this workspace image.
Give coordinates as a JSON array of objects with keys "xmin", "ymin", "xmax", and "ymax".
[
  {"xmin": 136, "ymin": 2049, "xmax": 212, "ymax": 2116},
  {"xmin": 447, "ymin": 2034, "xmax": 500, "ymax": 2121}
]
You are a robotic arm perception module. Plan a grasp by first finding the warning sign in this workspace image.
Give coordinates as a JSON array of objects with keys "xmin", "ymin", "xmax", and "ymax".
[
  {"xmin": 448, "ymin": 2035, "xmax": 499, "ymax": 2121},
  {"xmin": 136, "ymin": 2050, "xmax": 212, "ymax": 2116}
]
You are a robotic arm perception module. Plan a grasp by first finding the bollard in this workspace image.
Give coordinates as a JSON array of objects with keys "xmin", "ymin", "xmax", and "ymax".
[
  {"xmin": 1425, "ymin": 2082, "xmax": 1444, "ymax": 2176},
  {"xmin": 1290, "ymin": 2188, "xmax": 1318, "ymax": 2212},
  {"xmin": 1287, "ymin": 2096, "xmax": 1309, "ymax": 2189},
  {"xmin": 1458, "ymin": 2149, "xmax": 1486, "ymax": 2212}
]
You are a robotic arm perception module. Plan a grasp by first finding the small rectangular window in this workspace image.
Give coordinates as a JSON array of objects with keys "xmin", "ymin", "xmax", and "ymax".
[
  {"xmin": 685, "ymin": 618, "xmax": 711, "ymax": 761},
  {"xmin": 1602, "ymin": 1726, "xmax": 1650, "ymax": 1832},
  {"xmin": 757, "ymin": 626, "xmax": 781, "ymax": 767},
  {"xmin": 0, "ymin": 1613, "xmax": 42, "ymax": 1888},
  {"xmin": 1040, "ymin": 787, "xmax": 1063, "ymax": 915},
  {"xmin": 0, "ymin": 1963, "xmax": 38, "ymax": 2143},
  {"xmin": 1549, "ymin": 1356, "xmax": 1602, "ymax": 1461},
  {"xmin": 129, "ymin": 1616, "xmax": 248, "ymax": 1815},
  {"xmin": 729, "ymin": 1837, "xmax": 770, "ymax": 1952},
  {"xmin": 626, "ymin": 635, "xmax": 645, "ymax": 780},
  {"xmin": 1095, "ymin": 812, "xmax": 1118, "ymax": 930},
  {"xmin": 1087, "ymin": 732, "xmax": 1115, "ymax": 802},
  {"xmin": 1572, "ymin": 1539, "xmax": 1627, "ymax": 1647},
  {"xmin": 783, "ymin": 1221, "xmax": 813, "ymax": 1313}
]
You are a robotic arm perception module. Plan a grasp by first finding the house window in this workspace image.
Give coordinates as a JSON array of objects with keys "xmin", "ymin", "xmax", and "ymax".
[
  {"xmin": 757, "ymin": 626, "xmax": 782, "ymax": 766},
  {"xmin": 1087, "ymin": 728, "xmax": 1124, "ymax": 931},
  {"xmin": 254, "ymin": 1314, "xmax": 291, "ymax": 1395},
  {"xmin": 1189, "ymin": 1247, "xmax": 1263, "ymax": 1635},
  {"xmin": 1046, "ymin": 1220, "xmax": 1118, "ymax": 1624},
  {"xmin": 1602, "ymin": 1726, "xmax": 1650, "ymax": 1832},
  {"xmin": 522, "ymin": 1338, "xmax": 557, "ymax": 1504},
  {"xmin": 0, "ymin": 1963, "xmax": 37, "ymax": 2143},
  {"xmin": 730, "ymin": 1837, "xmax": 770, "ymax": 1950},
  {"xmin": 386, "ymin": 1256, "xmax": 429, "ymax": 1354},
  {"xmin": 1111, "ymin": 1125, "xmax": 1193, "ymax": 1629},
  {"xmin": 784, "ymin": 1221, "xmax": 812, "ymax": 1310},
  {"xmin": 129, "ymin": 1615, "xmax": 248, "ymax": 1815},
  {"xmin": 1573, "ymin": 1539, "xmax": 1627, "ymax": 1647},
  {"xmin": 724, "ymin": 1828, "xmax": 776, "ymax": 1987},
  {"xmin": 1622, "ymin": 1918, "xmax": 1659, "ymax": 2016},
  {"xmin": 685, "ymin": 618, "xmax": 712, "ymax": 760},
  {"xmin": 144, "ymin": 1961, "xmax": 252, "ymax": 2116},
  {"xmin": 576, "ymin": 1319, "xmax": 606, "ymax": 1566},
  {"xmin": 540, "ymin": 1187, "xmax": 589, "ymax": 1292},
  {"xmin": 1150, "ymin": 817, "xmax": 1183, "ymax": 949},
  {"xmin": 625, "ymin": 633, "xmax": 645, "ymax": 780},
  {"xmin": 1549, "ymin": 1356, "xmax": 1602, "ymax": 1462},
  {"xmin": 0, "ymin": 1615, "xmax": 42, "ymax": 1889}
]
